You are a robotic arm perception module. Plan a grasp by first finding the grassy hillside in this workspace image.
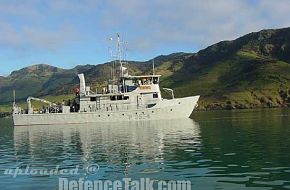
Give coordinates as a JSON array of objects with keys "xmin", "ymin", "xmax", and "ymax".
[
  {"xmin": 163, "ymin": 28, "xmax": 290, "ymax": 109},
  {"xmin": 1, "ymin": 27, "xmax": 290, "ymax": 112}
]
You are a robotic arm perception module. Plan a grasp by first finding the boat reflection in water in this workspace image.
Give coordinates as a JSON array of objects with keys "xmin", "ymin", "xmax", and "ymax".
[
  {"xmin": 13, "ymin": 118, "xmax": 201, "ymax": 182},
  {"xmin": 9, "ymin": 109, "xmax": 290, "ymax": 190}
]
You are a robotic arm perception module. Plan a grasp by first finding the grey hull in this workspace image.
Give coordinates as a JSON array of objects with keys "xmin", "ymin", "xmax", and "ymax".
[{"xmin": 13, "ymin": 96, "xmax": 199, "ymax": 126}]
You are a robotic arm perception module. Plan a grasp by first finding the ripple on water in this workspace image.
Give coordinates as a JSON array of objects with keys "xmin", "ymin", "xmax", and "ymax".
[
  {"xmin": 252, "ymin": 180, "xmax": 286, "ymax": 186},
  {"xmin": 227, "ymin": 164, "xmax": 239, "ymax": 167},
  {"xmin": 224, "ymin": 153, "xmax": 236, "ymax": 156},
  {"xmin": 261, "ymin": 167, "xmax": 289, "ymax": 171}
]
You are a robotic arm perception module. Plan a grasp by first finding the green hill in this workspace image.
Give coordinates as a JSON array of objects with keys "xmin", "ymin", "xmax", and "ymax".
[
  {"xmin": 1, "ymin": 27, "xmax": 290, "ymax": 111},
  {"xmin": 169, "ymin": 28, "xmax": 290, "ymax": 109}
]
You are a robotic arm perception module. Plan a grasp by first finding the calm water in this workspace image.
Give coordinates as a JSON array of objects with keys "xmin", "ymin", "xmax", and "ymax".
[{"xmin": 0, "ymin": 109, "xmax": 290, "ymax": 190}]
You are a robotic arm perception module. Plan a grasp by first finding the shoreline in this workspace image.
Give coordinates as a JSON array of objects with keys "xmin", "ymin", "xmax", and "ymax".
[
  {"xmin": 0, "ymin": 112, "xmax": 11, "ymax": 118},
  {"xmin": 197, "ymin": 105, "xmax": 290, "ymax": 111}
]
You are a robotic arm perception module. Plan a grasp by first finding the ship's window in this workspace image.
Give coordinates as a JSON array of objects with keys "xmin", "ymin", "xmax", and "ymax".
[
  {"xmin": 90, "ymin": 97, "xmax": 96, "ymax": 101},
  {"xmin": 147, "ymin": 104, "xmax": 156, "ymax": 108},
  {"xmin": 110, "ymin": 95, "xmax": 129, "ymax": 101},
  {"xmin": 108, "ymin": 114, "xmax": 110, "ymax": 117},
  {"xmin": 170, "ymin": 109, "xmax": 173, "ymax": 111},
  {"xmin": 98, "ymin": 115, "xmax": 100, "ymax": 117},
  {"xmin": 153, "ymin": 77, "xmax": 159, "ymax": 84},
  {"xmin": 153, "ymin": 93, "xmax": 158, "ymax": 98},
  {"xmin": 122, "ymin": 113, "xmax": 125, "ymax": 116},
  {"xmin": 126, "ymin": 85, "xmax": 137, "ymax": 92},
  {"xmin": 110, "ymin": 96, "xmax": 116, "ymax": 101}
]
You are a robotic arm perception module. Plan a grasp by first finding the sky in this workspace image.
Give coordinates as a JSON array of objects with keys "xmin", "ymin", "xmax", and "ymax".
[{"xmin": 1, "ymin": 0, "xmax": 290, "ymax": 76}]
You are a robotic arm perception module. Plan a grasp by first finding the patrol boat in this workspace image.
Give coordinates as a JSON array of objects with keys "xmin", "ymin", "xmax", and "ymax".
[{"xmin": 12, "ymin": 35, "xmax": 200, "ymax": 126}]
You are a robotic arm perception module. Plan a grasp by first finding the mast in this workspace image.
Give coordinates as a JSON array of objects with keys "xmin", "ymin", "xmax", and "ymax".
[
  {"xmin": 114, "ymin": 33, "xmax": 126, "ymax": 92},
  {"xmin": 117, "ymin": 33, "xmax": 123, "ymax": 78},
  {"xmin": 109, "ymin": 34, "xmax": 126, "ymax": 81},
  {"xmin": 110, "ymin": 33, "xmax": 126, "ymax": 92}
]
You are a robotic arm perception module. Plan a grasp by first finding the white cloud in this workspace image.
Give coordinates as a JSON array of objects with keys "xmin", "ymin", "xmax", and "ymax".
[
  {"xmin": 0, "ymin": 22, "xmax": 79, "ymax": 51},
  {"xmin": 0, "ymin": 22, "xmax": 22, "ymax": 47},
  {"xmin": 49, "ymin": 0, "xmax": 100, "ymax": 13},
  {"xmin": 0, "ymin": 0, "xmax": 40, "ymax": 17},
  {"xmin": 22, "ymin": 25, "xmax": 80, "ymax": 50},
  {"xmin": 1, "ymin": 0, "xmax": 290, "ymax": 54},
  {"xmin": 99, "ymin": 0, "xmax": 290, "ymax": 51},
  {"xmin": 0, "ymin": 0, "xmax": 98, "ymax": 52},
  {"xmin": 257, "ymin": 0, "xmax": 290, "ymax": 26}
]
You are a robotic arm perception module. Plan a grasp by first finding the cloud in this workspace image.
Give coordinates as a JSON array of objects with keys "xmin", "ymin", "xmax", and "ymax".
[
  {"xmin": 49, "ymin": 0, "xmax": 100, "ymax": 13},
  {"xmin": 257, "ymin": 0, "xmax": 290, "ymax": 26},
  {"xmin": 0, "ymin": 0, "xmax": 100, "ymax": 17},
  {"xmin": 0, "ymin": 0, "xmax": 40, "ymax": 17},
  {"xmin": 0, "ymin": 22, "xmax": 22, "ymax": 47},
  {"xmin": 99, "ymin": 0, "xmax": 290, "ymax": 51},
  {"xmin": 0, "ymin": 22, "xmax": 79, "ymax": 51},
  {"xmin": 0, "ymin": 0, "xmax": 82, "ymax": 51},
  {"xmin": 22, "ymin": 25, "xmax": 80, "ymax": 50},
  {"xmin": 2, "ymin": 0, "xmax": 290, "ymax": 76},
  {"xmin": 1, "ymin": 0, "xmax": 290, "ymax": 55}
]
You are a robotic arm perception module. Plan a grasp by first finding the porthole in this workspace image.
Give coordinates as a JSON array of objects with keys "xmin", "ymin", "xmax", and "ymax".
[
  {"xmin": 170, "ymin": 109, "xmax": 173, "ymax": 111},
  {"xmin": 136, "ymin": 112, "xmax": 138, "ymax": 115},
  {"xmin": 178, "ymin": 102, "xmax": 181, "ymax": 104},
  {"xmin": 108, "ymin": 114, "xmax": 110, "ymax": 117},
  {"xmin": 152, "ymin": 111, "xmax": 154, "ymax": 113},
  {"xmin": 122, "ymin": 113, "xmax": 125, "ymax": 116},
  {"xmin": 98, "ymin": 115, "xmax": 100, "ymax": 117}
]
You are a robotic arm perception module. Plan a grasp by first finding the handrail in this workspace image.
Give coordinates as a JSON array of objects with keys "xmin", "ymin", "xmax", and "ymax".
[
  {"xmin": 162, "ymin": 88, "xmax": 175, "ymax": 99},
  {"xmin": 27, "ymin": 97, "xmax": 55, "ymax": 114}
]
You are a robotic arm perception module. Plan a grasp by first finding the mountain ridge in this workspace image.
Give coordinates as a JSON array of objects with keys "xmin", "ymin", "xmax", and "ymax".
[{"xmin": 1, "ymin": 27, "xmax": 290, "ymax": 111}]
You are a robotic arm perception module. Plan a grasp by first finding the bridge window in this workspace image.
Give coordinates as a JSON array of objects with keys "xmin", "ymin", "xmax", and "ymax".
[
  {"xmin": 90, "ymin": 97, "xmax": 96, "ymax": 101},
  {"xmin": 153, "ymin": 77, "xmax": 159, "ymax": 84},
  {"xmin": 153, "ymin": 93, "xmax": 158, "ymax": 98},
  {"xmin": 110, "ymin": 95, "xmax": 129, "ymax": 101}
]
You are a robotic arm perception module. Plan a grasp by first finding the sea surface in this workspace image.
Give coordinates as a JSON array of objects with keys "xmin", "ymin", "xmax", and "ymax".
[{"xmin": 0, "ymin": 109, "xmax": 290, "ymax": 190}]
